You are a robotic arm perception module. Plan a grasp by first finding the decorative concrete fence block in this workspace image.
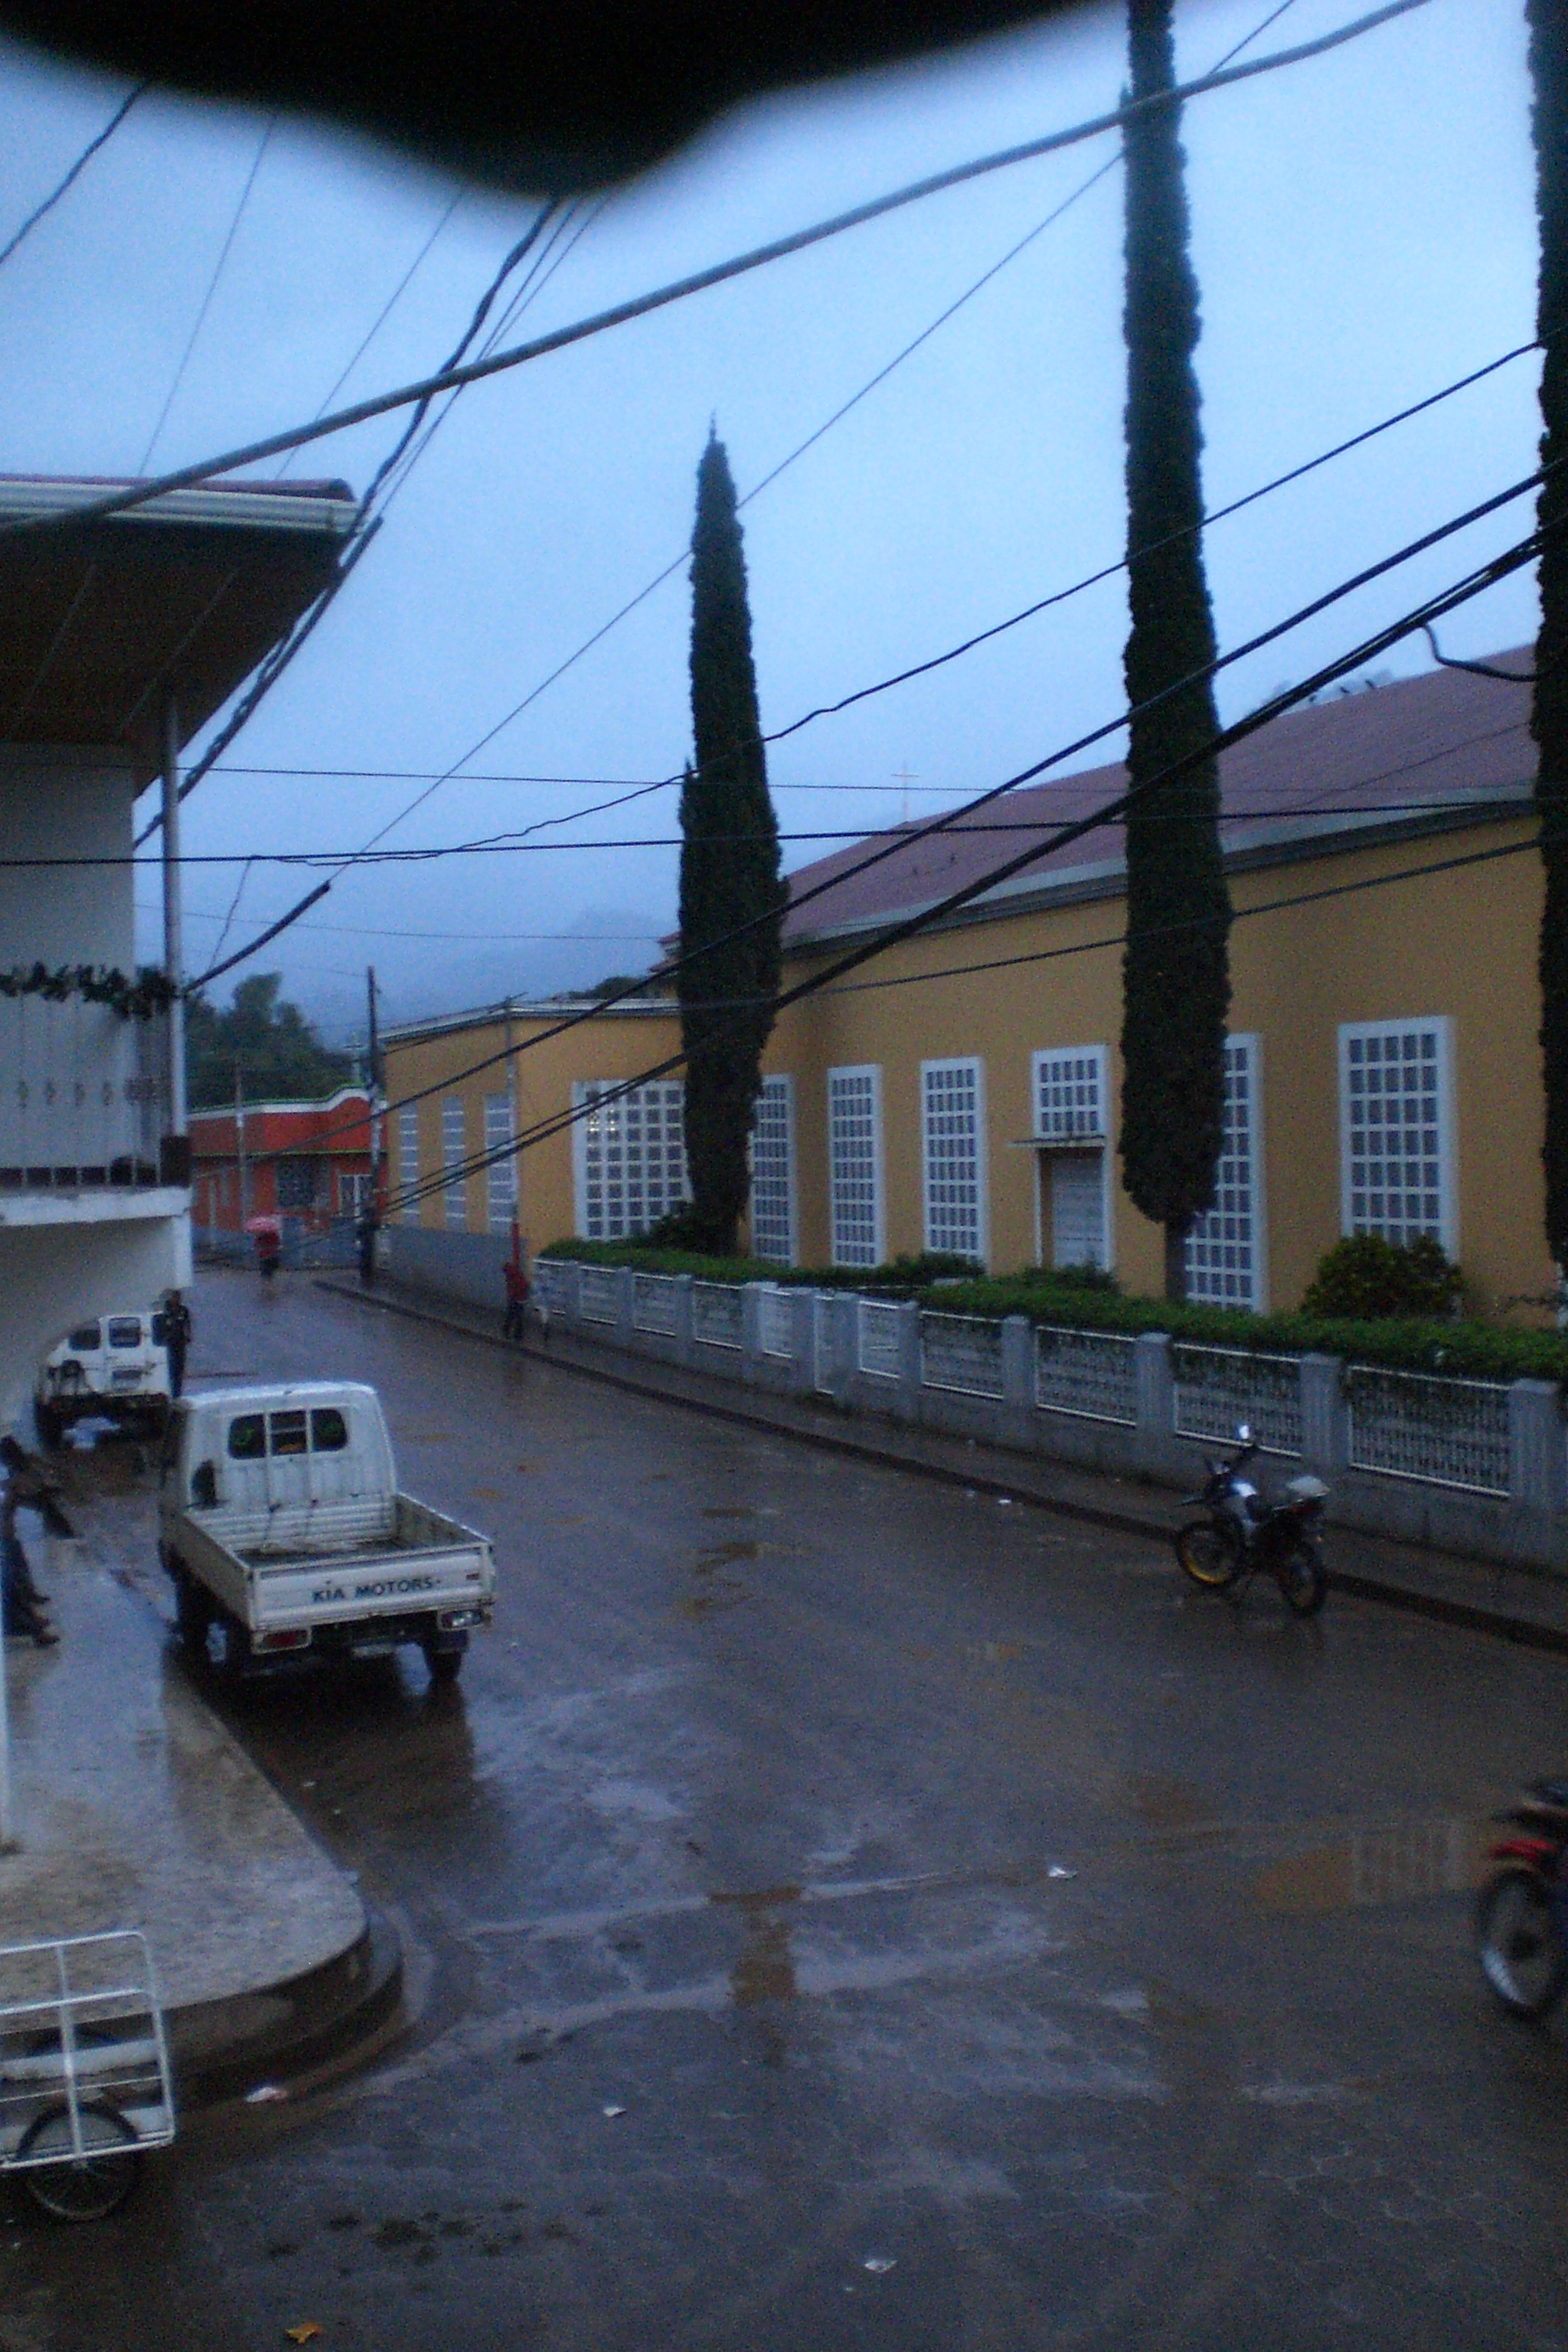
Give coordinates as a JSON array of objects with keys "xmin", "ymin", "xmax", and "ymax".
[
  {"xmin": 578, "ymin": 1266, "xmax": 619, "ymax": 1325},
  {"xmin": 632, "ymin": 1272, "xmax": 679, "ymax": 1336},
  {"xmin": 1345, "ymin": 1364, "xmax": 1511, "ymax": 1497},
  {"xmin": 919, "ymin": 1312, "xmax": 1004, "ymax": 1400},
  {"xmin": 858, "ymin": 1299, "xmax": 902, "ymax": 1381},
  {"xmin": 692, "ymin": 1281, "xmax": 743, "ymax": 1351},
  {"xmin": 1034, "ymin": 1325, "xmax": 1138, "ymax": 1426},
  {"xmin": 1171, "ymin": 1344, "xmax": 1302, "ymax": 1457},
  {"xmin": 756, "ymin": 1285, "xmax": 795, "ymax": 1360}
]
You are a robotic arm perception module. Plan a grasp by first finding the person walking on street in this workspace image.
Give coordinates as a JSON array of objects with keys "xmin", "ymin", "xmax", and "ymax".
[
  {"xmin": 0, "ymin": 1442, "xmax": 61, "ymax": 1647},
  {"xmin": 502, "ymin": 1255, "xmax": 529, "ymax": 1343},
  {"xmin": 357, "ymin": 1214, "xmax": 379, "ymax": 1289},
  {"xmin": 161, "ymin": 1289, "xmax": 192, "ymax": 1397}
]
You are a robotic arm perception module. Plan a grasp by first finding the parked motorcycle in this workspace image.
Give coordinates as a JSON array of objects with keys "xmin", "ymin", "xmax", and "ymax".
[
  {"xmin": 1174, "ymin": 1424, "xmax": 1330, "ymax": 1617},
  {"xmin": 1476, "ymin": 1779, "xmax": 1568, "ymax": 2019}
]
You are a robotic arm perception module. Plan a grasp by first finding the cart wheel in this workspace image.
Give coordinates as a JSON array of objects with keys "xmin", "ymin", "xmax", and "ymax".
[{"xmin": 18, "ymin": 2101, "xmax": 140, "ymax": 2221}]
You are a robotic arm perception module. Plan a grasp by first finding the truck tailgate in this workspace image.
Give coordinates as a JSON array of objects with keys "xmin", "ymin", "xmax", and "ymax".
[{"xmin": 246, "ymin": 1494, "xmax": 494, "ymax": 1631}]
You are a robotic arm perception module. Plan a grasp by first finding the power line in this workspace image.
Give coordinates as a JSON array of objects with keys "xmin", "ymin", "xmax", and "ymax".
[
  {"xmin": 341, "ymin": 489, "xmax": 1551, "ymax": 1181},
  {"xmin": 135, "ymin": 199, "xmax": 580, "ymax": 851},
  {"xmin": 764, "ymin": 341, "xmax": 1537, "ymax": 748},
  {"xmin": 5, "ymin": 0, "xmax": 1432, "ymax": 541},
  {"xmin": 0, "ymin": 83, "xmax": 147, "ymax": 273},
  {"xmin": 198, "ymin": 0, "xmax": 1432, "ymax": 883},
  {"xmin": 389, "ymin": 533, "xmax": 1540, "ymax": 1211},
  {"xmin": 139, "ymin": 116, "xmax": 276, "ymax": 472},
  {"xmin": 289, "ymin": 328, "xmax": 1535, "ymax": 933},
  {"xmin": 276, "ymin": 192, "xmax": 466, "ymax": 476}
]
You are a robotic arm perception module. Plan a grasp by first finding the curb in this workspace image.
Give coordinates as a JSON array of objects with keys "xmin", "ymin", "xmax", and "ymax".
[
  {"xmin": 170, "ymin": 1906, "xmax": 403, "ymax": 2109},
  {"xmin": 316, "ymin": 1277, "xmax": 1568, "ymax": 1661}
]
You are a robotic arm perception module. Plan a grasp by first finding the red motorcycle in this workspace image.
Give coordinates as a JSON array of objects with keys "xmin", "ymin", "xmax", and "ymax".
[{"xmin": 1475, "ymin": 1779, "xmax": 1568, "ymax": 2019}]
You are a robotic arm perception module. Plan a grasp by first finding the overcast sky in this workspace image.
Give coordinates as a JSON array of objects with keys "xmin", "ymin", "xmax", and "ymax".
[{"xmin": 0, "ymin": 0, "xmax": 1540, "ymax": 1041}]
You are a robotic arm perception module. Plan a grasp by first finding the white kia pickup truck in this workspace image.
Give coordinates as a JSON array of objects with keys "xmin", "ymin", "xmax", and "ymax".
[{"xmin": 158, "ymin": 1382, "xmax": 495, "ymax": 1684}]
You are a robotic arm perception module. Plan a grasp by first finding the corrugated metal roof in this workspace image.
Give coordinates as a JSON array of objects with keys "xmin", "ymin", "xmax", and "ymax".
[{"xmin": 782, "ymin": 652, "xmax": 1534, "ymax": 946}]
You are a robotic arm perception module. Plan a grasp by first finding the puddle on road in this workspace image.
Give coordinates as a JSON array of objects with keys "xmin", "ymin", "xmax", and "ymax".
[
  {"xmin": 675, "ymin": 1538, "xmax": 759, "ymax": 1619},
  {"xmin": 697, "ymin": 1540, "xmax": 760, "ymax": 1569},
  {"xmin": 1122, "ymin": 1773, "xmax": 1215, "ymax": 1834},
  {"xmin": 711, "ymin": 1886, "xmax": 801, "ymax": 2063},
  {"xmin": 1255, "ymin": 1815, "xmax": 1488, "ymax": 1914}
]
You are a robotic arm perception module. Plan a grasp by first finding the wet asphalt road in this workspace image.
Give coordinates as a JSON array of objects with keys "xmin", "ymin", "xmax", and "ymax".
[{"xmin": 7, "ymin": 1266, "xmax": 1568, "ymax": 2351}]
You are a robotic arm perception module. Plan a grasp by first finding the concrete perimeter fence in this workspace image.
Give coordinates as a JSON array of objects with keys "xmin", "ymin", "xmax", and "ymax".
[{"xmin": 385, "ymin": 1230, "xmax": 1568, "ymax": 1577}]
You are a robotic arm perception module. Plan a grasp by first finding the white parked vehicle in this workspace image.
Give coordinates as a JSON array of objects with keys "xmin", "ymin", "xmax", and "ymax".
[
  {"xmin": 157, "ymin": 1381, "xmax": 495, "ymax": 1685},
  {"xmin": 35, "ymin": 1312, "xmax": 172, "ymax": 1447}
]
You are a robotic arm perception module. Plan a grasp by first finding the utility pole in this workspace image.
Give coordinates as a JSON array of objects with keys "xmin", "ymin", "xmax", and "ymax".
[
  {"xmin": 504, "ymin": 996, "xmax": 522, "ymax": 1278},
  {"xmin": 364, "ymin": 966, "xmax": 383, "ymax": 1285},
  {"xmin": 892, "ymin": 764, "xmax": 919, "ymax": 825},
  {"xmin": 234, "ymin": 1061, "xmax": 251, "ymax": 1227},
  {"xmin": 161, "ymin": 694, "xmax": 188, "ymax": 1181}
]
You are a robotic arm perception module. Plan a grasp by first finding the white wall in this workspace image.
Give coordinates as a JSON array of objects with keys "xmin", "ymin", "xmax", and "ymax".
[{"xmin": 0, "ymin": 750, "xmax": 137, "ymax": 969}]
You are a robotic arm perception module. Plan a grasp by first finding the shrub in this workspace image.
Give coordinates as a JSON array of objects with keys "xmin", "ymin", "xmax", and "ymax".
[{"xmin": 1302, "ymin": 1234, "xmax": 1464, "ymax": 1321}]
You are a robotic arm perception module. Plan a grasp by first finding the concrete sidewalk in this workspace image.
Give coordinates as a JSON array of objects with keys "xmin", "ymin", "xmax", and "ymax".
[
  {"xmin": 322, "ymin": 1273, "xmax": 1568, "ymax": 1659},
  {"xmin": 0, "ymin": 1490, "xmax": 401, "ymax": 2104}
]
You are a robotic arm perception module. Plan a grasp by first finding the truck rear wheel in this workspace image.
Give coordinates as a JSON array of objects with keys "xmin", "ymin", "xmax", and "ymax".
[
  {"xmin": 173, "ymin": 1570, "xmax": 211, "ymax": 1660},
  {"xmin": 205, "ymin": 1609, "xmax": 252, "ymax": 1684},
  {"xmin": 423, "ymin": 1642, "xmax": 464, "ymax": 1687}
]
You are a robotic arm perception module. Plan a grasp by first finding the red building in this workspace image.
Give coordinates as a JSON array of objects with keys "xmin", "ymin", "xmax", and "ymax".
[{"xmin": 189, "ymin": 1089, "xmax": 377, "ymax": 1238}]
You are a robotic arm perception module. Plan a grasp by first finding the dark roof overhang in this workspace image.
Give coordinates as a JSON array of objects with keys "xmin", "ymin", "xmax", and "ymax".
[{"xmin": 0, "ymin": 474, "xmax": 358, "ymax": 780}]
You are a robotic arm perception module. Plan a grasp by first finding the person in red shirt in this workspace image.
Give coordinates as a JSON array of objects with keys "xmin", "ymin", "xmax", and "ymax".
[{"xmin": 502, "ymin": 1255, "xmax": 530, "ymax": 1342}]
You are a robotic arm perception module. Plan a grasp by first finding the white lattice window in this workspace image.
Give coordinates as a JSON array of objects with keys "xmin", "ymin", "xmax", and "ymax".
[
  {"xmin": 1185, "ymin": 1035, "xmax": 1265, "ymax": 1310},
  {"xmin": 828, "ymin": 1065, "xmax": 884, "ymax": 1268},
  {"xmin": 1339, "ymin": 1018, "xmax": 1455, "ymax": 1252},
  {"xmin": 921, "ymin": 1057, "xmax": 986, "ymax": 1264},
  {"xmin": 484, "ymin": 1092, "xmax": 517, "ymax": 1233},
  {"xmin": 750, "ymin": 1073, "xmax": 796, "ymax": 1264},
  {"xmin": 1033, "ymin": 1046, "xmax": 1107, "ymax": 1142},
  {"xmin": 397, "ymin": 1106, "xmax": 420, "ymax": 1223},
  {"xmin": 339, "ymin": 1170, "xmax": 374, "ymax": 1220},
  {"xmin": 442, "ymin": 1097, "xmax": 467, "ymax": 1230},
  {"xmin": 572, "ymin": 1080, "xmax": 688, "ymax": 1242}
]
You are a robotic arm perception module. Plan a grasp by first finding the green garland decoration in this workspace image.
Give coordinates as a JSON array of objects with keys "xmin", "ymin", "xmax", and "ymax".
[{"xmin": 0, "ymin": 963, "xmax": 178, "ymax": 1020}]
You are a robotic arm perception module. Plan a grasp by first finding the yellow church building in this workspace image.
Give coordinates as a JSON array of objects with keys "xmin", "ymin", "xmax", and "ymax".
[{"xmin": 383, "ymin": 650, "xmax": 1550, "ymax": 1322}]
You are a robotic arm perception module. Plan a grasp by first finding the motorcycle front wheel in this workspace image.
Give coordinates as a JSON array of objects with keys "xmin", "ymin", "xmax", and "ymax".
[
  {"xmin": 1279, "ymin": 1541, "xmax": 1328, "ymax": 1619},
  {"xmin": 1174, "ymin": 1521, "xmax": 1243, "ymax": 1590},
  {"xmin": 1477, "ymin": 1867, "xmax": 1568, "ymax": 2019}
]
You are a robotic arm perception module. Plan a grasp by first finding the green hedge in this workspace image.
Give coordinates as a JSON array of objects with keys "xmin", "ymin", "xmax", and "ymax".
[
  {"xmin": 537, "ymin": 1241, "xmax": 1568, "ymax": 1384},
  {"xmin": 537, "ymin": 1240, "xmax": 978, "ymax": 1293}
]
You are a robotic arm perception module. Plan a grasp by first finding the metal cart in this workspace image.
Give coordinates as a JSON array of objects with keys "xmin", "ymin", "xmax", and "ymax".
[{"xmin": 0, "ymin": 1930, "xmax": 174, "ymax": 2220}]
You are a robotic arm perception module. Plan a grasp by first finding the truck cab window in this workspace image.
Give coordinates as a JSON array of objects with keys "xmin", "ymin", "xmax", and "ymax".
[
  {"xmin": 107, "ymin": 1317, "xmax": 143, "ymax": 1350},
  {"xmin": 269, "ymin": 1411, "xmax": 308, "ymax": 1457},
  {"xmin": 68, "ymin": 1324, "xmax": 100, "ymax": 1352},
  {"xmin": 310, "ymin": 1408, "xmax": 348, "ymax": 1452},
  {"xmin": 227, "ymin": 1415, "xmax": 265, "ymax": 1460}
]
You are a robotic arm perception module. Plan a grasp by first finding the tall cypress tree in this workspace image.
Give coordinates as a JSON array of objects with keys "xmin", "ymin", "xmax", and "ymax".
[
  {"xmin": 1528, "ymin": 0, "xmax": 1568, "ymax": 1278},
  {"xmin": 677, "ymin": 430, "xmax": 786, "ymax": 1253},
  {"xmin": 1118, "ymin": 0, "xmax": 1232, "ymax": 1303}
]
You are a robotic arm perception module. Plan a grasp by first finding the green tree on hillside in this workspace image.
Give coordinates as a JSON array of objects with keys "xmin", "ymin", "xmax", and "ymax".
[
  {"xmin": 675, "ymin": 430, "xmax": 786, "ymax": 1253},
  {"xmin": 185, "ymin": 972, "xmax": 354, "ymax": 1108},
  {"xmin": 1117, "ymin": 0, "xmax": 1232, "ymax": 1302}
]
